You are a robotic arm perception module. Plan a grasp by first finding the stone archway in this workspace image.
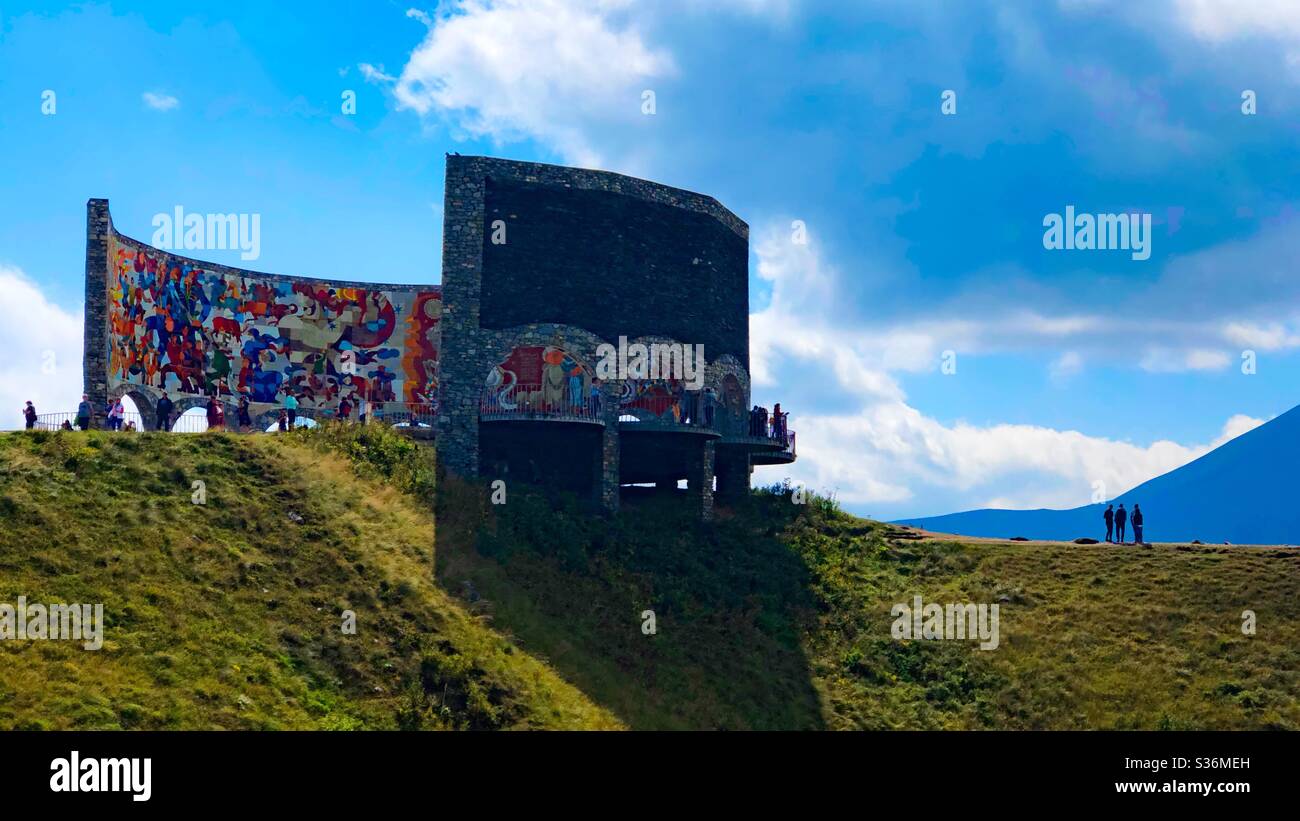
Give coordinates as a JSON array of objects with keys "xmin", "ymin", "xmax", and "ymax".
[
  {"xmin": 108, "ymin": 383, "xmax": 157, "ymax": 430},
  {"xmin": 705, "ymin": 354, "xmax": 751, "ymax": 438}
]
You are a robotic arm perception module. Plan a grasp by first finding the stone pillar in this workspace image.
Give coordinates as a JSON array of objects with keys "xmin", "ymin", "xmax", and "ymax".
[
  {"xmin": 595, "ymin": 425, "xmax": 620, "ymax": 513},
  {"xmin": 436, "ymin": 157, "xmax": 487, "ymax": 478},
  {"xmin": 596, "ymin": 392, "xmax": 620, "ymax": 513},
  {"xmin": 714, "ymin": 446, "xmax": 751, "ymax": 503},
  {"xmin": 687, "ymin": 439, "xmax": 716, "ymax": 520},
  {"xmin": 83, "ymin": 199, "xmax": 112, "ymax": 421}
]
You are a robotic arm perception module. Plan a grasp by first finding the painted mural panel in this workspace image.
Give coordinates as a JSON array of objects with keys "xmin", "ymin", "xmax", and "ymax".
[
  {"xmin": 482, "ymin": 345, "xmax": 595, "ymax": 413},
  {"xmin": 105, "ymin": 231, "xmax": 441, "ymax": 412}
]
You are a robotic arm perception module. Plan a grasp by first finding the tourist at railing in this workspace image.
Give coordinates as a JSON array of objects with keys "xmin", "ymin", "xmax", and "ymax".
[
  {"xmin": 60, "ymin": 419, "xmax": 73, "ymax": 431},
  {"xmin": 156, "ymin": 393, "xmax": 175, "ymax": 432},
  {"xmin": 206, "ymin": 396, "xmax": 226, "ymax": 431},
  {"xmin": 237, "ymin": 395, "xmax": 253, "ymax": 432},
  {"xmin": 107, "ymin": 398, "xmax": 126, "ymax": 431},
  {"xmin": 358, "ymin": 396, "xmax": 370, "ymax": 426},
  {"xmin": 284, "ymin": 391, "xmax": 298, "ymax": 428},
  {"xmin": 22, "ymin": 401, "xmax": 37, "ymax": 430},
  {"xmin": 277, "ymin": 409, "xmax": 289, "ymax": 432},
  {"xmin": 76, "ymin": 395, "xmax": 93, "ymax": 431},
  {"xmin": 338, "ymin": 396, "xmax": 353, "ymax": 423}
]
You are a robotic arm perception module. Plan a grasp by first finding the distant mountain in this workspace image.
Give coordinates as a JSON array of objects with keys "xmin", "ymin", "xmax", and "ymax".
[{"xmin": 895, "ymin": 403, "xmax": 1300, "ymax": 545}]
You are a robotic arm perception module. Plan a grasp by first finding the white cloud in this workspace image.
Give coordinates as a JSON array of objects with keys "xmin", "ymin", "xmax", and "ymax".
[
  {"xmin": 1138, "ymin": 346, "xmax": 1231, "ymax": 372},
  {"xmin": 358, "ymin": 63, "xmax": 396, "ymax": 83},
  {"xmin": 372, "ymin": 0, "xmax": 675, "ymax": 166},
  {"xmin": 1173, "ymin": 0, "xmax": 1300, "ymax": 43},
  {"xmin": 1049, "ymin": 350, "xmax": 1083, "ymax": 382},
  {"xmin": 790, "ymin": 401, "xmax": 1262, "ymax": 510},
  {"xmin": 1222, "ymin": 320, "xmax": 1300, "ymax": 351},
  {"xmin": 746, "ymin": 220, "xmax": 1274, "ymax": 513},
  {"xmin": 1210, "ymin": 412, "xmax": 1266, "ymax": 446},
  {"xmin": 0, "ymin": 266, "xmax": 83, "ymax": 430},
  {"xmin": 142, "ymin": 91, "xmax": 179, "ymax": 111}
]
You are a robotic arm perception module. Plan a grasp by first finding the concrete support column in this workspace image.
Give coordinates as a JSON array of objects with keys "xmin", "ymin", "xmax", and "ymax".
[{"xmin": 687, "ymin": 439, "xmax": 716, "ymax": 520}]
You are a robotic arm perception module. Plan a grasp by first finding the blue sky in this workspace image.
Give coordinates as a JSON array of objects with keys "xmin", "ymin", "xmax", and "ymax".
[{"xmin": 2, "ymin": 0, "xmax": 1299, "ymax": 520}]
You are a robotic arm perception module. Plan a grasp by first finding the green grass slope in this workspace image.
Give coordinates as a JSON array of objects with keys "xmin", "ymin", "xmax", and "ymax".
[
  {"xmin": 422, "ymin": 451, "xmax": 1300, "ymax": 730},
  {"xmin": 0, "ymin": 429, "xmax": 619, "ymax": 730},
  {"xmin": 5, "ymin": 424, "xmax": 1297, "ymax": 731}
]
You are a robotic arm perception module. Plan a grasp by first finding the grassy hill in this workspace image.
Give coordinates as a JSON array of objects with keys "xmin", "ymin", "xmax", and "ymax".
[
  {"xmin": 0, "ymin": 429, "xmax": 619, "ymax": 730},
  {"xmin": 3, "ymin": 424, "xmax": 1297, "ymax": 730}
]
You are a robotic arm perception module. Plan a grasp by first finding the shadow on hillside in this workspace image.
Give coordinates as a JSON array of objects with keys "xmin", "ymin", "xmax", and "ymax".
[{"xmin": 433, "ymin": 477, "xmax": 827, "ymax": 730}]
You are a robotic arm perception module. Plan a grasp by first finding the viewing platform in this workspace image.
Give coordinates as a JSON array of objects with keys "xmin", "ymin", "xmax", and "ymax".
[
  {"xmin": 616, "ymin": 395, "xmax": 721, "ymax": 438},
  {"xmin": 479, "ymin": 387, "xmax": 605, "ymax": 426}
]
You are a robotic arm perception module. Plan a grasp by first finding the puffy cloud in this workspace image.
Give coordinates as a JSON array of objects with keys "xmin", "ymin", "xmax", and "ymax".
[
  {"xmin": 789, "ymin": 397, "xmax": 1262, "ymax": 510},
  {"xmin": 0, "ymin": 266, "xmax": 84, "ymax": 430},
  {"xmin": 746, "ymin": 219, "xmax": 1270, "ymax": 512},
  {"xmin": 373, "ymin": 0, "xmax": 674, "ymax": 166},
  {"xmin": 1172, "ymin": 0, "xmax": 1300, "ymax": 43},
  {"xmin": 1222, "ymin": 320, "xmax": 1300, "ymax": 351}
]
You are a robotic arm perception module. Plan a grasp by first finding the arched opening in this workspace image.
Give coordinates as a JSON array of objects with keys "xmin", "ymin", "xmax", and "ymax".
[
  {"xmin": 172, "ymin": 406, "xmax": 209, "ymax": 433},
  {"xmin": 110, "ymin": 394, "xmax": 144, "ymax": 433}
]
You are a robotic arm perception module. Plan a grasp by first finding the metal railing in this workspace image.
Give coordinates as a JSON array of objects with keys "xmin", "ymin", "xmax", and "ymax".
[
  {"xmin": 480, "ymin": 386, "xmax": 603, "ymax": 423},
  {"xmin": 366, "ymin": 402, "xmax": 437, "ymax": 429},
  {"xmin": 617, "ymin": 394, "xmax": 721, "ymax": 434},
  {"xmin": 29, "ymin": 402, "xmax": 440, "ymax": 434},
  {"xmin": 727, "ymin": 414, "xmax": 797, "ymax": 457},
  {"xmin": 30, "ymin": 411, "xmax": 146, "ymax": 432},
  {"xmin": 29, "ymin": 412, "xmax": 83, "ymax": 431}
]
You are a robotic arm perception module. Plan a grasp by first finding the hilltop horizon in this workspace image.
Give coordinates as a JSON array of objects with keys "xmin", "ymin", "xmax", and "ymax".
[{"xmin": 894, "ymin": 401, "xmax": 1300, "ymax": 545}]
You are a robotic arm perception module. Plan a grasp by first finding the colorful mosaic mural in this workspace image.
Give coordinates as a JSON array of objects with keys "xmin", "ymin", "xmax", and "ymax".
[
  {"xmin": 483, "ymin": 345, "xmax": 594, "ymax": 411},
  {"xmin": 105, "ymin": 232, "xmax": 441, "ymax": 411}
]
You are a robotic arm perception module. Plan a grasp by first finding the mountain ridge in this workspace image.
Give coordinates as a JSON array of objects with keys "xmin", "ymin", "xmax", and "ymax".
[{"xmin": 894, "ymin": 403, "xmax": 1300, "ymax": 544}]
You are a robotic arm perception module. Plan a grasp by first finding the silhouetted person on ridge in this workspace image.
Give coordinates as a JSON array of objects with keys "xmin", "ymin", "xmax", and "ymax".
[
  {"xmin": 1116, "ymin": 504, "xmax": 1128, "ymax": 544},
  {"xmin": 1132, "ymin": 504, "xmax": 1144, "ymax": 545},
  {"xmin": 1103, "ymin": 504, "xmax": 1114, "ymax": 543},
  {"xmin": 23, "ymin": 401, "xmax": 37, "ymax": 430}
]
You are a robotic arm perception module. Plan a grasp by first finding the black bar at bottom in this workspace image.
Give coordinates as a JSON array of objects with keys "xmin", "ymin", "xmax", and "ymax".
[{"xmin": 4, "ymin": 730, "xmax": 1283, "ymax": 808}]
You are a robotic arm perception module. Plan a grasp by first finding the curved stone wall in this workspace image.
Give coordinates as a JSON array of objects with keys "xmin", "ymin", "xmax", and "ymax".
[{"xmin": 83, "ymin": 200, "xmax": 441, "ymax": 428}]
